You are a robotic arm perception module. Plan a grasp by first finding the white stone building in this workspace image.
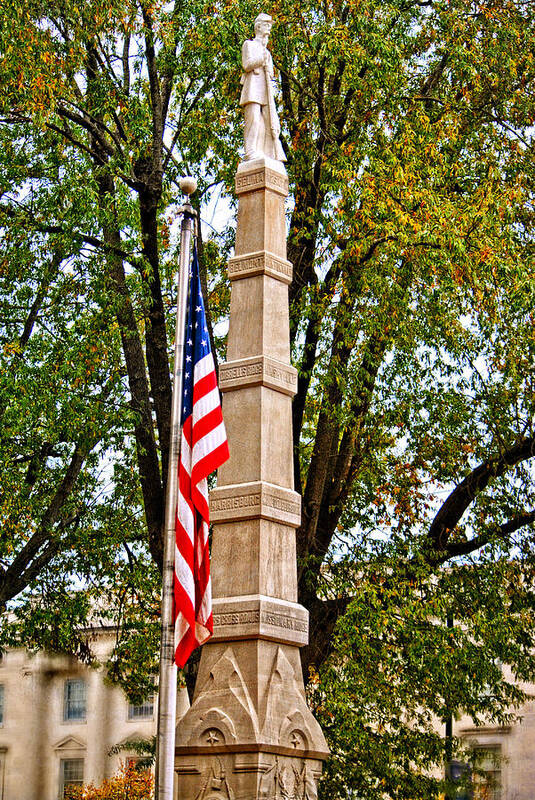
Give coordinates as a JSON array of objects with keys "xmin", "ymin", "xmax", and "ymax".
[
  {"xmin": 451, "ymin": 698, "xmax": 535, "ymax": 800},
  {"xmin": 0, "ymin": 629, "xmax": 158, "ymax": 800}
]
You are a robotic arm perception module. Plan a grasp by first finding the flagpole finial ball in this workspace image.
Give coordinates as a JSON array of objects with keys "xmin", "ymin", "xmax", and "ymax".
[{"xmin": 179, "ymin": 176, "xmax": 197, "ymax": 196}]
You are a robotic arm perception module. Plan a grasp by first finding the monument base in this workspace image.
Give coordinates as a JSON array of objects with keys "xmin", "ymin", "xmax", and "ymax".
[
  {"xmin": 174, "ymin": 638, "xmax": 328, "ymax": 800},
  {"xmin": 175, "ymin": 750, "xmax": 324, "ymax": 800}
]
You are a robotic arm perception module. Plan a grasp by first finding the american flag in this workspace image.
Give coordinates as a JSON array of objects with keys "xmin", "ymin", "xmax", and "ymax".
[{"xmin": 174, "ymin": 246, "xmax": 229, "ymax": 668}]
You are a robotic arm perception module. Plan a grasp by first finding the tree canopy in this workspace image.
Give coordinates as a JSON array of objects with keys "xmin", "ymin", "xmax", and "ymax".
[{"xmin": 0, "ymin": 0, "xmax": 534, "ymax": 797}]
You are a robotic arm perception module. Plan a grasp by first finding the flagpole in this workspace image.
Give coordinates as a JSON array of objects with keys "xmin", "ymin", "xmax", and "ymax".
[{"xmin": 156, "ymin": 176, "xmax": 197, "ymax": 800}]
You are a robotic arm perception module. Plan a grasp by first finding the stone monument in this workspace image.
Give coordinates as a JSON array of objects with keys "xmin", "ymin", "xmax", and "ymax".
[{"xmin": 174, "ymin": 14, "xmax": 329, "ymax": 800}]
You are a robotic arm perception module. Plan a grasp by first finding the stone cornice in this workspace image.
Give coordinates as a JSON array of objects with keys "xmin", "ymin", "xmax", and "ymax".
[
  {"xmin": 175, "ymin": 742, "xmax": 328, "ymax": 760},
  {"xmin": 218, "ymin": 355, "xmax": 297, "ymax": 396},
  {"xmin": 235, "ymin": 166, "xmax": 289, "ymax": 197},
  {"xmin": 210, "ymin": 481, "xmax": 301, "ymax": 528},
  {"xmin": 210, "ymin": 595, "xmax": 308, "ymax": 647},
  {"xmin": 227, "ymin": 250, "xmax": 293, "ymax": 284}
]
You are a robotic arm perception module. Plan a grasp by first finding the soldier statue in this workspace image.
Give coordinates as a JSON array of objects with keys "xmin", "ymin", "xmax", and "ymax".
[{"xmin": 240, "ymin": 13, "xmax": 286, "ymax": 162}]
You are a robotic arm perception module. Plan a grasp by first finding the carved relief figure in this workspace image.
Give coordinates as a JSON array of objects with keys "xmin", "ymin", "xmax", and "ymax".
[
  {"xmin": 195, "ymin": 759, "xmax": 234, "ymax": 800},
  {"xmin": 240, "ymin": 13, "xmax": 286, "ymax": 162},
  {"xmin": 260, "ymin": 757, "xmax": 318, "ymax": 800}
]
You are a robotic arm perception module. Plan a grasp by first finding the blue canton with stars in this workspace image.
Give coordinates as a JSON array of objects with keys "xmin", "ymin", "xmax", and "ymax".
[{"xmin": 181, "ymin": 246, "xmax": 211, "ymax": 425}]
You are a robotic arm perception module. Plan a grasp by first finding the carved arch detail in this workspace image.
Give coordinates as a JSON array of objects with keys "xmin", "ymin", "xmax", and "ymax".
[{"xmin": 175, "ymin": 647, "xmax": 260, "ymax": 747}]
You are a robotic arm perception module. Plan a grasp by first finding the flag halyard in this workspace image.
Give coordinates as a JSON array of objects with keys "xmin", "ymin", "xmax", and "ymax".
[{"xmin": 174, "ymin": 246, "xmax": 229, "ymax": 668}]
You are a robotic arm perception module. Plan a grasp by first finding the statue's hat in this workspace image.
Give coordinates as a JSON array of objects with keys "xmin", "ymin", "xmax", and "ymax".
[{"xmin": 254, "ymin": 12, "xmax": 273, "ymax": 27}]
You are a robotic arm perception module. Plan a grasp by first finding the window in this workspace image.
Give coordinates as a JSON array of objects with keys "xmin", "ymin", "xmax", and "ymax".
[
  {"xmin": 63, "ymin": 680, "xmax": 86, "ymax": 722},
  {"xmin": 0, "ymin": 686, "xmax": 4, "ymax": 725},
  {"xmin": 59, "ymin": 758, "xmax": 84, "ymax": 798},
  {"xmin": 128, "ymin": 692, "xmax": 154, "ymax": 720},
  {"xmin": 473, "ymin": 746, "xmax": 502, "ymax": 800}
]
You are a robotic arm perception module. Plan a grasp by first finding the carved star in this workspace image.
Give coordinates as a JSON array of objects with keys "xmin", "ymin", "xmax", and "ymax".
[{"xmin": 206, "ymin": 729, "xmax": 219, "ymax": 745}]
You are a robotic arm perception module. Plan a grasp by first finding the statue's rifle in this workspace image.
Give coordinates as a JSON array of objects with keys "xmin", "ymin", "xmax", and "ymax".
[{"xmin": 263, "ymin": 55, "xmax": 286, "ymax": 162}]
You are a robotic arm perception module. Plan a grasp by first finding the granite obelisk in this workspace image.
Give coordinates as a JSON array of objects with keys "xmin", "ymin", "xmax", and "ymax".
[{"xmin": 174, "ymin": 14, "xmax": 329, "ymax": 799}]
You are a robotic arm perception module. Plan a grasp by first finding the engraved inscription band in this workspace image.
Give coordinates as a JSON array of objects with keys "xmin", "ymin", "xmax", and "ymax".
[
  {"xmin": 210, "ymin": 596, "xmax": 309, "ymax": 646},
  {"xmin": 228, "ymin": 251, "xmax": 293, "ymax": 285},
  {"xmin": 219, "ymin": 355, "xmax": 298, "ymax": 396},
  {"xmin": 212, "ymin": 610, "xmax": 307, "ymax": 634},
  {"xmin": 210, "ymin": 481, "xmax": 301, "ymax": 527},
  {"xmin": 235, "ymin": 167, "xmax": 289, "ymax": 197}
]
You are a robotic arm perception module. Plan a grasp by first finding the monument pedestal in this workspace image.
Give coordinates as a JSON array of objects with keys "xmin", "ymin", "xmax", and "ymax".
[{"xmin": 175, "ymin": 157, "xmax": 328, "ymax": 800}]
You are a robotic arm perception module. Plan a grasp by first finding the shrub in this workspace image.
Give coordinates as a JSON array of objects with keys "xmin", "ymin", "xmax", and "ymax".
[{"xmin": 65, "ymin": 763, "xmax": 153, "ymax": 800}]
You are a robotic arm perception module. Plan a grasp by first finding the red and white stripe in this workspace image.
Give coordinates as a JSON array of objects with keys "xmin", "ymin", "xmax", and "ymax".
[{"xmin": 174, "ymin": 352, "xmax": 228, "ymax": 668}]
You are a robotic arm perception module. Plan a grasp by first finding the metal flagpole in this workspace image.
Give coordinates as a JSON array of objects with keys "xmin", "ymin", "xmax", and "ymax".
[{"xmin": 155, "ymin": 176, "xmax": 198, "ymax": 800}]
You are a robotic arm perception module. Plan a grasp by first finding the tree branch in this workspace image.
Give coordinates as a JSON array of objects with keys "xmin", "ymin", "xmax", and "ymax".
[
  {"xmin": 0, "ymin": 441, "xmax": 94, "ymax": 605},
  {"xmin": 140, "ymin": 3, "xmax": 163, "ymax": 175},
  {"xmin": 92, "ymin": 166, "xmax": 165, "ymax": 568},
  {"xmin": 160, "ymin": 0, "xmax": 185, "ymax": 123},
  {"xmin": 428, "ymin": 435, "xmax": 535, "ymax": 551},
  {"xmin": 443, "ymin": 510, "xmax": 535, "ymax": 560},
  {"xmin": 0, "ymin": 202, "xmax": 143, "ymax": 269}
]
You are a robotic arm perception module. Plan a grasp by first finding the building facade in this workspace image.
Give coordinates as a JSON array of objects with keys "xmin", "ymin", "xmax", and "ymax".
[
  {"xmin": 453, "ymin": 697, "xmax": 535, "ymax": 800},
  {"xmin": 0, "ymin": 630, "xmax": 158, "ymax": 800}
]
